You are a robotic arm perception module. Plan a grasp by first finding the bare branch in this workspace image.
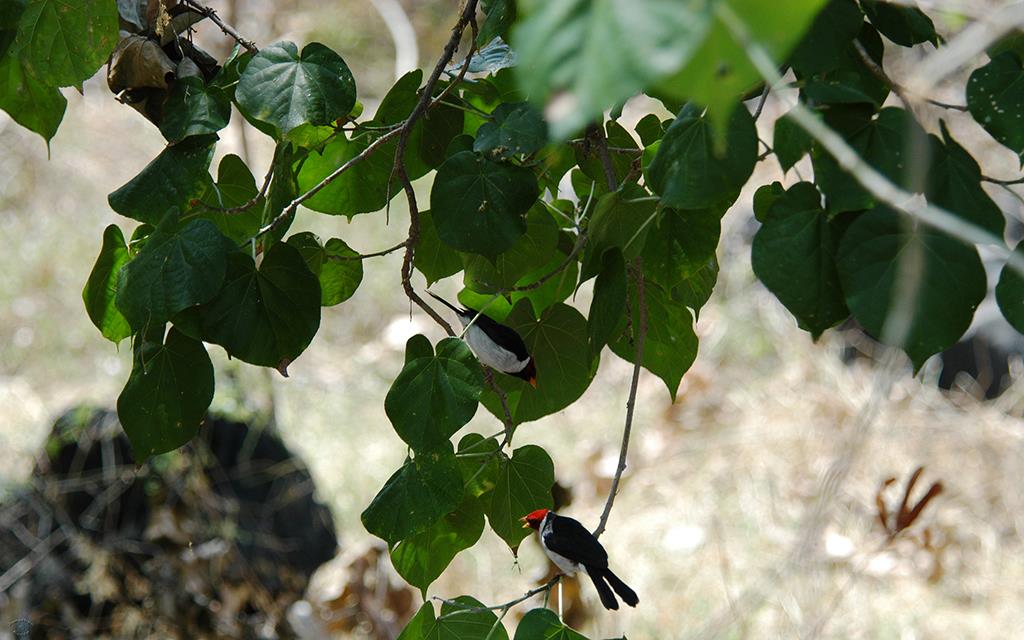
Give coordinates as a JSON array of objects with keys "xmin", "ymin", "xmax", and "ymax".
[
  {"xmin": 434, "ymin": 575, "xmax": 562, "ymax": 620},
  {"xmin": 327, "ymin": 240, "xmax": 408, "ymax": 262},
  {"xmin": 182, "ymin": 0, "xmax": 258, "ymax": 53}
]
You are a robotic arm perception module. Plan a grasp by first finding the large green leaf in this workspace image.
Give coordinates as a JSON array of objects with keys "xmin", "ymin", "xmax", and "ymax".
[
  {"xmin": 474, "ymin": 101, "xmax": 548, "ymax": 159},
  {"xmin": 108, "ymin": 135, "xmax": 217, "ymax": 225},
  {"xmin": 481, "ymin": 301, "xmax": 597, "ymax": 424},
  {"xmin": 431, "ymin": 151, "xmax": 539, "ymax": 256},
  {"xmin": 12, "ymin": 0, "xmax": 118, "ymax": 87},
  {"xmin": 479, "ymin": 0, "xmax": 516, "ymax": 46},
  {"xmin": 374, "ymin": 69, "xmax": 464, "ymax": 174},
  {"xmin": 463, "ymin": 203, "xmax": 561, "ymax": 292},
  {"xmin": 286, "ymin": 232, "xmax": 364, "ymax": 306},
  {"xmin": 361, "ymin": 445, "xmax": 464, "ymax": 545},
  {"xmin": 385, "ymin": 337, "xmax": 484, "ymax": 453},
  {"xmin": 996, "ymin": 245, "xmax": 1024, "ymax": 335},
  {"xmin": 0, "ymin": 56, "xmax": 65, "ymax": 143},
  {"xmin": 812, "ymin": 106, "xmax": 925, "ymax": 213},
  {"xmin": 836, "ymin": 207, "xmax": 987, "ymax": 370},
  {"xmin": 198, "ymin": 242, "xmax": 321, "ymax": 370},
  {"xmin": 789, "ymin": 0, "xmax": 864, "ymax": 75},
  {"xmin": 861, "ymin": 0, "xmax": 937, "ymax": 47},
  {"xmin": 656, "ymin": 0, "xmax": 827, "ymax": 129},
  {"xmin": 772, "ymin": 110, "xmax": 814, "ymax": 172},
  {"xmin": 159, "ymin": 76, "xmax": 232, "ymax": 143},
  {"xmin": 588, "ymin": 249, "xmax": 627, "ymax": 355},
  {"xmin": 646, "ymin": 104, "xmax": 757, "ymax": 210},
  {"xmin": 295, "ymin": 131, "xmax": 399, "ymax": 217},
  {"xmin": 580, "ymin": 184, "xmax": 657, "ymax": 283},
  {"xmin": 611, "ymin": 279, "xmax": 699, "ymax": 400},
  {"xmin": 415, "ymin": 210, "xmax": 464, "ymax": 285},
  {"xmin": 457, "ymin": 433, "xmax": 502, "ymax": 498},
  {"xmin": 83, "ymin": 225, "xmax": 132, "ymax": 344},
  {"xmin": 967, "ymin": 52, "xmax": 1024, "ymax": 162},
  {"xmin": 751, "ymin": 182, "xmax": 849, "ymax": 339},
  {"xmin": 514, "ymin": 608, "xmax": 589, "ymax": 640},
  {"xmin": 191, "ymin": 154, "xmax": 264, "ymax": 244},
  {"xmin": 0, "ymin": 0, "xmax": 26, "ymax": 60},
  {"xmin": 116, "ymin": 216, "xmax": 231, "ymax": 331},
  {"xmin": 391, "ymin": 496, "xmax": 485, "ymax": 594},
  {"xmin": 117, "ymin": 327, "xmax": 214, "ymax": 459},
  {"xmin": 398, "ymin": 598, "xmax": 508, "ymax": 640},
  {"xmin": 925, "ymin": 124, "xmax": 1005, "ymax": 238},
  {"xmin": 236, "ymin": 41, "xmax": 356, "ymax": 138},
  {"xmin": 484, "ymin": 444, "xmax": 555, "ymax": 550},
  {"xmin": 513, "ymin": 0, "xmax": 711, "ymax": 138},
  {"xmin": 641, "ymin": 206, "xmax": 724, "ymax": 291}
]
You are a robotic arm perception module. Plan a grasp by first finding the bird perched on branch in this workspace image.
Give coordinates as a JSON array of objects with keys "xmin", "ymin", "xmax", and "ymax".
[
  {"xmin": 521, "ymin": 509, "xmax": 638, "ymax": 610},
  {"xmin": 427, "ymin": 291, "xmax": 537, "ymax": 388}
]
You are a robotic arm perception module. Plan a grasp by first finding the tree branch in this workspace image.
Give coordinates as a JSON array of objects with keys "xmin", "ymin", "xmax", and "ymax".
[
  {"xmin": 327, "ymin": 240, "xmax": 409, "ymax": 262},
  {"xmin": 182, "ymin": 0, "xmax": 258, "ymax": 53},
  {"xmin": 433, "ymin": 575, "xmax": 562, "ymax": 620},
  {"xmin": 594, "ymin": 259, "xmax": 646, "ymax": 539}
]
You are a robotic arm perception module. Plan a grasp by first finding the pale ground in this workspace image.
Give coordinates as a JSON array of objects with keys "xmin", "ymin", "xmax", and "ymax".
[{"xmin": 3, "ymin": 3, "xmax": 1024, "ymax": 638}]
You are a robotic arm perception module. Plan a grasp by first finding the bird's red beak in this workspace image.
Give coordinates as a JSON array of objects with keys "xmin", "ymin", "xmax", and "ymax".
[
  {"xmin": 528, "ymin": 377, "xmax": 537, "ymax": 389},
  {"xmin": 520, "ymin": 516, "xmax": 531, "ymax": 529}
]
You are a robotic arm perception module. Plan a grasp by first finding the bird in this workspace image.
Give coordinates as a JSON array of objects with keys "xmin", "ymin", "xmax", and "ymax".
[
  {"xmin": 521, "ymin": 509, "xmax": 639, "ymax": 611},
  {"xmin": 427, "ymin": 291, "xmax": 537, "ymax": 388}
]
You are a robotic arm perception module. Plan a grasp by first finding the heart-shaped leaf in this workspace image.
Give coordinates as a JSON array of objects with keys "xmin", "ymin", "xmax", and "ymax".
[
  {"xmin": 159, "ymin": 76, "xmax": 231, "ymax": 143},
  {"xmin": 13, "ymin": 0, "xmax": 118, "ymax": 87},
  {"xmin": 967, "ymin": 52, "xmax": 1024, "ymax": 162},
  {"xmin": 83, "ymin": 224, "xmax": 132, "ymax": 343},
  {"xmin": 514, "ymin": 608, "xmax": 589, "ymax": 640},
  {"xmin": 286, "ymin": 232, "xmax": 364, "ymax": 306},
  {"xmin": 390, "ymin": 496, "xmax": 485, "ymax": 594},
  {"xmin": 397, "ymin": 598, "xmax": 508, "ymax": 640},
  {"xmin": 483, "ymin": 444, "xmax": 555, "ymax": 550},
  {"xmin": 0, "ymin": 57, "xmax": 66, "ymax": 144}
]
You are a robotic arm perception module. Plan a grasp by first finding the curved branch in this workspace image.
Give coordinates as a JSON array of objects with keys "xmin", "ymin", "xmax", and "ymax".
[
  {"xmin": 182, "ymin": 0, "xmax": 258, "ymax": 53},
  {"xmin": 327, "ymin": 240, "xmax": 408, "ymax": 262},
  {"xmin": 434, "ymin": 575, "xmax": 562, "ymax": 620}
]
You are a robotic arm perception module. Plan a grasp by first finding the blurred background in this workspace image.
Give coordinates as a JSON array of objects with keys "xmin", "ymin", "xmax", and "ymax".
[{"xmin": 2, "ymin": 0, "xmax": 1024, "ymax": 638}]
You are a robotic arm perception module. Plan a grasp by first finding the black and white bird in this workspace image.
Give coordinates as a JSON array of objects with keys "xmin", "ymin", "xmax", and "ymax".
[
  {"xmin": 521, "ymin": 509, "xmax": 639, "ymax": 611},
  {"xmin": 428, "ymin": 292, "xmax": 537, "ymax": 388}
]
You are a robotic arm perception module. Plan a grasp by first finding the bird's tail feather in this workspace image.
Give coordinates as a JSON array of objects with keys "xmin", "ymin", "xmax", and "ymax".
[
  {"xmin": 586, "ymin": 566, "xmax": 620, "ymax": 610},
  {"xmin": 604, "ymin": 568, "xmax": 639, "ymax": 607},
  {"xmin": 426, "ymin": 291, "xmax": 463, "ymax": 315}
]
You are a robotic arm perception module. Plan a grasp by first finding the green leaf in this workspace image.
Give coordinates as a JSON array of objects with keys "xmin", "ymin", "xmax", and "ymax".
[
  {"xmin": 361, "ymin": 445, "xmax": 464, "ymax": 545},
  {"xmin": 0, "ymin": 0, "xmax": 26, "ymax": 60},
  {"xmin": 108, "ymin": 135, "xmax": 217, "ymax": 225},
  {"xmin": 789, "ymin": 0, "xmax": 864, "ymax": 75},
  {"xmin": 580, "ymin": 184, "xmax": 657, "ymax": 283},
  {"xmin": 198, "ymin": 242, "xmax": 321, "ymax": 370},
  {"xmin": 481, "ymin": 301, "xmax": 597, "ymax": 424},
  {"xmin": 655, "ymin": 0, "xmax": 827, "ymax": 129},
  {"xmin": 673, "ymin": 256, "xmax": 719, "ymax": 318},
  {"xmin": 405, "ymin": 334, "xmax": 435, "ymax": 364},
  {"xmin": 836, "ymin": 207, "xmax": 987, "ymax": 370},
  {"xmin": 513, "ymin": 0, "xmax": 712, "ymax": 138},
  {"xmin": 384, "ymin": 337, "xmax": 484, "ymax": 453},
  {"xmin": 474, "ymin": 101, "xmax": 547, "ymax": 159},
  {"xmin": 801, "ymin": 24, "xmax": 890, "ymax": 107},
  {"xmin": 484, "ymin": 444, "xmax": 555, "ymax": 550},
  {"xmin": 397, "ymin": 598, "xmax": 508, "ymax": 640},
  {"xmin": 391, "ymin": 496, "xmax": 485, "ymax": 594},
  {"xmin": 286, "ymin": 232, "xmax": 364, "ymax": 306},
  {"xmin": 375, "ymin": 69, "xmax": 464, "ymax": 174},
  {"xmin": 479, "ymin": 0, "xmax": 516, "ymax": 46},
  {"xmin": 576, "ymin": 120, "xmax": 640, "ymax": 188},
  {"xmin": 588, "ymin": 249, "xmax": 627, "ymax": 354},
  {"xmin": 430, "ymin": 151, "xmax": 539, "ymax": 256},
  {"xmin": 646, "ymin": 104, "xmax": 757, "ymax": 210},
  {"xmin": 996, "ymin": 245, "xmax": 1024, "ymax": 335},
  {"xmin": 967, "ymin": 52, "xmax": 1024, "ymax": 162},
  {"xmin": 514, "ymin": 608, "xmax": 589, "ymax": 640},
  {"xmin": 159, "ymin": 76, "xmax": 232, "ymax": 143},
  {"xmin": 812, "ymin": 106, "xmax": 925, "ymax": 213},
  {"xmin": 641, "ymin": 206, "xmax": 724, "ymax": 291},
  {"xmin": 0, "ymin": 56, "xmax": 65, "ymax": 144},
  {"xmin": 861, "ymin": 0, "xmax": 937, "ymax": 47},
  {"xmin": 751, "ymin": 182, "xmax": 849, "ymax": 338},
  {"xmin": 295, "ymin": 131, "xmax": 399, "ymax": 218},
  {"xmin": 117, "ymin": 327, "xmax": 214, "ymax": 459},
  {"xmin": 509, "ymin": 240, "xmax": 580, "ymax": 316},
  {"xmin": 116, "ymin": 216, "xmax": 231, "ymax": 331},
  {"xmin": 611, "ymin": 279, "xmax": 698, "ymax": 400},
  {"xmin": 457, "ymin": 433, "xmax": 501, "ymax": 498},
  {"xmin": 235, "ymin": 41, "xmax": 356, "ymax": 138},
  {"xmin": 753, "ymin": 181, "xmax": 786, "ymax": 222},
  {"xmin": 773, "ymin": 110, "xmax": 814, "ymax": 172},
  {"xmin": 12, "ymin": 0, "xmax": 118, "ymax": 87},
  {"xmin": 463, "ymin": 203, "xmax": 561, "ymax": 292},
  {"xmin": 415, "ymin": 211, "xmax": 464, "ymax": 285},
  {"xmin": 925, "ymin": 124, "xmax": 1005, "ymax": 238},
  {"xmin": 83, "ymin": 225, "xmax": 132, "ymax": 343},
  {"xmin": 192, "ymin": 154, "xmax": 264, "ymax": 243},
  {"xmin": 635, "ymin": 113, "xmax": 666, "ymax": 147}
]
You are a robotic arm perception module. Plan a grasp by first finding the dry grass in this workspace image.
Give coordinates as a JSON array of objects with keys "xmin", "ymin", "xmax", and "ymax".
[{"xmin": 3, "ymin": 2, "xmax": 1024, "ymax": 638}]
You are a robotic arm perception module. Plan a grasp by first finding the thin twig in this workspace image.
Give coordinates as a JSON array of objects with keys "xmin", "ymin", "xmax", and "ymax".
[
  {"xmin": 508, "ymin": 232, "xmax": 587, "ymax": 293},
  {"xmin": 983, "ymin": 174, "xmax": 1024, "ymax": 186},
  {"xmin": 752, "ymin": 85, "xmax": 770, "ymax": 121},
  {"xmin": 182, "ymin": 0, "xmax": 258, "ymax": 53},
  {"xmin": 594, "ymin": 259, "xmax": 646, "ymax": 539},
  {"xmin": 434, "ymin": 575, "xmax": 562, "ymax": 619},
  {"xmin": 327, "ymin": 240, "xmax": 408, "ymax": 262},
  {"xmin": 588, "ymin": 125, "xmax": 619, "ymax": 191},
  {"xmin": 198, "ymin": 163, "xmax": 273, "ymax": 214},
  {"xmin": 853, "ymin": 40, "xmax": 968, "ymax": 112}
]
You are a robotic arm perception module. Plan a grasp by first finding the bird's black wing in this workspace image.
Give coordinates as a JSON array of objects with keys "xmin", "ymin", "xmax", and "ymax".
[
  {"xmin": 543, "ymin": 516, "xmax": 609, "ymax": 569},
  {"xmin": 472, "ymin": 313, "xmax": 531, "ymax": 360}
]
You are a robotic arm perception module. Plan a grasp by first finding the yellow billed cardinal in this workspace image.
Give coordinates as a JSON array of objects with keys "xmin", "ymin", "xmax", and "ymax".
[
  {"xmin": 521, "ymin": 509, "xmax": 639, "ymax": 610},
  {"xmin": 427, "ymin": 292, "xmax": 537, "ymax": 388}
]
